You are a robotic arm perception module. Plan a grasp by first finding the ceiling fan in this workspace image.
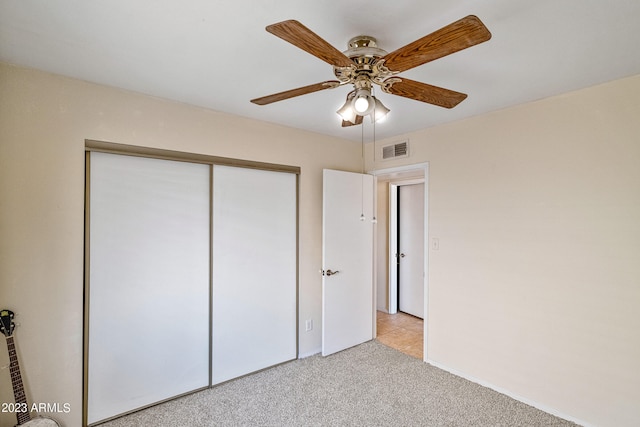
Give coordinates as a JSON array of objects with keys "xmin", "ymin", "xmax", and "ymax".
[{"xmin": 250, "ymin": 16, "xmax": 491, "ymax": 127}]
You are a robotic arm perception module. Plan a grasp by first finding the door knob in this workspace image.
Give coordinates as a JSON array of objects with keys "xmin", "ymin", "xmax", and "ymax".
[
  {"xmin": 324, "ymin": 269, "xmax": 340, "ymax": 276},
  {"xmin": 400, "ymin": 253, "xmax": 406, "ymax": 258}
]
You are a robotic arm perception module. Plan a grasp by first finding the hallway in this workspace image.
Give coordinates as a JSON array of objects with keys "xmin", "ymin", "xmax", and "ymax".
[{"xmin": 376, "ymin": 311, "xmax": 423, "ymax": 359}]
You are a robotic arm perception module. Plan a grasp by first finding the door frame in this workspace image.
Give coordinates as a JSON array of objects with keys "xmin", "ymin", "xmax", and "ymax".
[
  {"xmin": 84, "ymin": 140, "xmax": 301, "ymax": 423},
  {"xmin": 370, "ymin": 162, "xmax": 429, "ymax": 360}
]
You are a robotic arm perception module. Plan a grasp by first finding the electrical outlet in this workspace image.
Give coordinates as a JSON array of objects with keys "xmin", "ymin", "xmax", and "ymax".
[{"xmin": 305, "ymin": 319, "xmax": 313, "ymax": 332}]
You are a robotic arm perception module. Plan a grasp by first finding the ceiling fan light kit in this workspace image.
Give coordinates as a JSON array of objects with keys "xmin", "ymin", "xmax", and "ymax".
[
  {"xmin": 251, "ymin": 16, "xmax": 491, "ymax": 127},
  {"xmin": 336, "ymin": 91, "xmax": 390, "ymax": 124}
]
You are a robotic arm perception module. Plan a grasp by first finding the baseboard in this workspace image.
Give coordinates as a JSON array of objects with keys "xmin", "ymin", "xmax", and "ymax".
[
  {"xmin": 425, "ymin": 358, "xmax": 593, "ymax": 427},
  {"xmin": 298, "ymin": 348, "xmax": 321, "ymax": 359}
]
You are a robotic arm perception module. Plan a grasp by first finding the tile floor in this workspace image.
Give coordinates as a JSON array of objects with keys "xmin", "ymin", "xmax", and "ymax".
[{"xmin": 376, "ymin": 310, "xmax": 424, "ymax": 359}]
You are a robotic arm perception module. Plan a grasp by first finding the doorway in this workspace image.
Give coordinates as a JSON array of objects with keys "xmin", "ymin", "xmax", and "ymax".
[{"xmin": 372, "ymin": 163, "xmax": 428, "ymax": 360}]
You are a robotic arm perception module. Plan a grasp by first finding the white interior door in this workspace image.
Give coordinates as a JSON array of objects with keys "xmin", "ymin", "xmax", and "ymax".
[
  {"xmin": 322, "ymin": 169, "xmax": 374, "ymax": 356},
  {"xmin": 212, "ymin": 165, "xmax": 297, "ymax": 384},
  {"xmin": 398, "ymin": 183, "xmax": 425, "ymax": 318}
]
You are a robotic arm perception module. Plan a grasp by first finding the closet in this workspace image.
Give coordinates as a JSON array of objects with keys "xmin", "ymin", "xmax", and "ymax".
[{"xmin": 84, "ymin": 143, "xmax": 298, "ymax": 425}]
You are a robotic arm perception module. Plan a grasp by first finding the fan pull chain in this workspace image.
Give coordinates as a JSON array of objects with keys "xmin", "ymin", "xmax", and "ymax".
[
  {"xmin": 360, "ymin": 118, "xmax": 365, "ymax": 221},
  {"xmin": 371, "ymin": 96, "xmax": 377, "ymax": 224}
]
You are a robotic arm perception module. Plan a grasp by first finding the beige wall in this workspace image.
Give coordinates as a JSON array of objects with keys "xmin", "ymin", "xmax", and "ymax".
[
  {"xmin": 0, "ymin": 62, "xmax": 363, "ymax": 426},
  {"xmin": 2, "ymin": 61, "xmax": 639, "ymax": 427},
  {"xmin": 368, "ymin": 74, "xmax": 640, "ymax": 427}
]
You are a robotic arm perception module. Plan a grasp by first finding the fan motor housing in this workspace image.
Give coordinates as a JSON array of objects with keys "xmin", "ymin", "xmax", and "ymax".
[{"xmin": 334, "ymin": 36, "xmax": 390, "ymax": 84}]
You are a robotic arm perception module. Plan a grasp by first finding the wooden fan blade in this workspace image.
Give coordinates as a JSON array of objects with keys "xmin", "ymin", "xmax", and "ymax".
[
  {"xmin": 251, "ymin": 81, "xmax": 341, "ymax": 105},
  {"xmin": 382, "ymin": 77, "xmax": 467, "ymax": 108},
  {"xmin": 266, "ymin": 20, "xmax": 354, "ymax": 68},
  {"xmin": 341, "ymin": 115, "xmax": 364, "ymax": 127},
  {"xmin": 380, "ymin": 15, "xmax": 491, "ymax": 73}
]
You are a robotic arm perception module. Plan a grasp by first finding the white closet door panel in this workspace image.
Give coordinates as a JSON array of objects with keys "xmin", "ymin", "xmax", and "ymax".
[
  {"xmin": 212, "ymin": 165, "xmax": 296, "ymax": 384},
  {"xmin": 88, "ymin": 152, "xmax": 210, "ymax": 424}
]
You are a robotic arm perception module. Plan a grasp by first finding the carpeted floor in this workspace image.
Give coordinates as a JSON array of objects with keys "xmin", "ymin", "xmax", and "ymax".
[{"xmin": 97, "ymin": 341, "xmax": 579, "ymax": 426}]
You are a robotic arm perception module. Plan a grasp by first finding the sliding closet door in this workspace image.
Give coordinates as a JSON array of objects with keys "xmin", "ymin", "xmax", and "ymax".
[
  {"xmin": 212, "ymin": 165, "xmax": 297, "ymax": 384},
  {"xmin": 87, "ymin": 152, "xmax": 210, "ymax": 424}
]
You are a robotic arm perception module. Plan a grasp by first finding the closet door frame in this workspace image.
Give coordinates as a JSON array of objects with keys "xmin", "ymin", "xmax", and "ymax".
[{"xmin": 83, "ymin": 140, "xmax": 300, "ymax": 426}]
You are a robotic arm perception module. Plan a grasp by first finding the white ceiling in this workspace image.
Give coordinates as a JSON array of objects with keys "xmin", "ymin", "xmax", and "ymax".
[{"xmin": 2, "ymin": 0, "xmax": 639, "ymax": 142}]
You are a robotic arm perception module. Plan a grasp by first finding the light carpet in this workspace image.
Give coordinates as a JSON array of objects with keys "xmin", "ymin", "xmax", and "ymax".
[{"xmin": 98, "ymin": 340, "xmax": 579, "ymax": 426}]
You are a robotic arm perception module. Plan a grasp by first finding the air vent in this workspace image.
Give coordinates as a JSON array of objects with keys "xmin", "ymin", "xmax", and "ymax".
[{"xmin": 382, "ymin": 140, "xmax": 409, "ymax": 160}]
